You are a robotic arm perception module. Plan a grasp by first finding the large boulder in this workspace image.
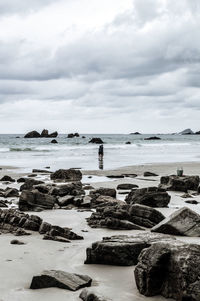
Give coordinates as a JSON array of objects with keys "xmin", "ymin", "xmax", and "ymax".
[
  {"xmin": 49, "ymin": 131, "xmax": 58, "ymax": 138},
  {"xmin": 134, "ymin": 241, "xmax": 200, "ymax": 300},
  {"xmin": 125, "ymin": 187, "xmax": 170, "ymax": 208},
  {"xmin": 89, "ymin": 138, "xmax": 104, "ymax": 144},
  {"xmin": 24, "ymin": 131, "xmax": 41, "ymax": 138},
  {"xmin": 87, "ymin": 203, "xmax": 165, "ymax": 229},
  {"xmin": 30, "ymin": 270, "xmax": 92, "ymax": 291},
  {"xmin": 19, "ymin": 190, "xmax": 56, "ymax": 211},
  {"xmin": 50, "ymin": 169, "xmax": 82, "ymax": 182},
  {"xmin": 159, "ymin": 175, "xmax": 199, "ymax": 192},
  {"xmin": 41, "ymin": 129, "xmax": 49, "ymax": 137},
  {"xmin": 85, "ymin": 233, "xmax": 175, "ymax": 266},
  {"xmin": 50, "ymin": 182, "xmax": 84, "ymax": 197},
  {"xmin": 20, "ymin": 178, "xmax": 44, "ymax": 191},
  {"xmin": 152, "ymin": 207, "xmax": 200, "ymax": 236},
  {"xmin": 144, "ymin": 136, "xmax": 161, "ymax": 140}
]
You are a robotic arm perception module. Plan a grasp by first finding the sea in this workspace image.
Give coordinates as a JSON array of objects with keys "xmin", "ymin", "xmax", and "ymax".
[{"xmin": 0, "ymin": 134, "xmax": 200, "ymax": 172}]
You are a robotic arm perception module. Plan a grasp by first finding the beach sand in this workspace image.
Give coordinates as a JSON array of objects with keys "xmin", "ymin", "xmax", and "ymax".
[{"xmin": 1, "ymin": 161, "xmax": 200, "ymax": 301}]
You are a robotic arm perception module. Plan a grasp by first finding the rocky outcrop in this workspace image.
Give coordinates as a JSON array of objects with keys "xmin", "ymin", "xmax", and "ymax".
[
  {"xmin": 50, "ymin": 169, "xmax": 82, "ymax": 182},
  {"xmin": 89, "ymin": 138, "xmax": 104, "ymax": 144},
  {"xmin": 144, "ymin": 136, "xmax": 161, "ymax": 140},
  {"xmin": 179, "ymin": 128, "xmax": 194, "ymax": 135},
  {"xmin": 151, "ymin": 207, "xmax": 200, "ymax": 236},
  {"xmin": 0, "ymin": 175, "xmax": 15, "ymax": 182},
  {"xmin": 30, "ymin": 270, "xmax": 92, "ymax": 291},
  {"xmin": 159, "ymin": 175, "xmax": 199, "ymax": 192},
  {"xmin": 19, "ymin": 190, "xmax": 56, "ymax": 211},
  {"xmin": 125, "ymin": 187, "xmax": 170, "ymax": 208},
  {"xmin": 87, "ymin": 203, "xmax": 165, "ymax": 229},
  {"xmin": 24, "ymin": 131, "xmax": 41, "ymax": 138},
  {"xmin": 0, "ymin": 209, "xmax": 83, "ymax": 240},
  {"xmin": 20, "ymin": 178, "xmax": 44, "ymax": 191},
  {"xmin": 134, "ymin": 241, "xmax": 200, "ymax": 300},
  {"xmin": 67, "ymin": 133, "xmax": 79, "ymax": 138},
  {"xmin": 85, "ymin": 233, "xmax": 175, "ymax": 266},
  {"xmin": 117, "ymin": 183, "xmax": 138, "ymax": 190}
]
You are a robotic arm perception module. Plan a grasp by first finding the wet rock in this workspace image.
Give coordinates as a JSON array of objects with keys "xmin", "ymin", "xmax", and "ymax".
[
  {"xmin": 49, "ymin": 131, "xmax": 58, "ymax": 138},
  {"xmin": 50, "ymin": 169, "xmax": 82, "ymax": 182},
  {"xmin": 89, "ymin": 138, "xmax": 103, "ymax": 144},
  {"xmin": 50, "ymin": 182, "xmax": 84, "ymax": 197},
  {"xmin": 125, "ymin": 187, "xmax": 170, "ymax": 208},
  {"xmin": 30, "ymin": 270, "xmax": 92, "ymax": 291},
  {"xmin": 19, "ymin": 190, "xmax": 56, "ymax": 211},
  {"xmin": 24, "ymin": 131, "xmax": 41, "ymax": 138},
  {"xmin": 67, "ymin": 133, "xmax": 79, "ymax": 138},
  {"xmin": 152, "ymin": 207, "xmax": 200, "ymax": 236},
  {"xmin": 80, "ymin": 289, "xmax": 108, "ymax": 301},
  {"xmin": 90, "ymin": 188, "xmax": 116, "ymax": 199},
  {"xmin": 32, "ymin": 169, "xmax": 52, "ymax": 173},
  {"xmin": 134, "ymin": 241, "xmax": 200, "ymax": 300},
  {"xmin": 17, "ymin": 177, "xmax": 26, "ymax": 183},
  {"xmin": 20, "ymin": 178, "xmax": 44, "ymax": 191},
  {"xmin": 107, "ymin": 175, "xmax": 125, "ymax": 179},
  {"xmin": 125, "ymin": 141, "xmax": 131, "ymax": 144},
  {"xmin": 0, "ymin": 175, "xmax": 15, "ymax": 182},
  {"xmin": 185, "ymin": 200, "xmax": 198, "ymax": 204},
  {"xmin": 143, "ymin": 172, "xmax": 158, "ymax": 177},
  {"xmin": 160, "ymin": 175, "xmax": 199, "ymax": 192},
  {"xmin": 85, "ymin": 233, "xmax": 175, "ymax": 266},
  {"xmin": 117, "ymin": 183, "xmax": 138, "ymax": 190},
  {"xmin": 10, "ymin": 239, "xmax": 25, "ymax": 245},
  {"xmin": 144, "ymin": 136, "xmax": 161, "ymax": 140},
  {"xmin": 51, "ymin": 139, "xmax": 58, "ymax": 144},
  {"xmin": 41, "ymin": 129, "xmax": 49, "ymax": 137},
  {"xmin": 4, "ymin": 188, "xmax": 19, "ymax": 198}
]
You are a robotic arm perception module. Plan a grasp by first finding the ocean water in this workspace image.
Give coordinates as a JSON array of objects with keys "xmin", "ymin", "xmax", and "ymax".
[{"xmin": 0, "ymin": 134, "xmax": 200, "ymax": 172}]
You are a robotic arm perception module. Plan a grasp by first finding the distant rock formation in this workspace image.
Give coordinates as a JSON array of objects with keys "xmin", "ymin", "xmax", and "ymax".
[
  {"xmin": 144, "ymin": 136, "xmax": 161, "ymax": 140},
  {"xmin": 179, "ymin": 128, "xmax": 194, "ymax": 135},
  {"xmin": 24, "ymin": 129, "xmax": 58, "ymax": 138},
  {"xmin": 89, "ymin": 138, "xmax": 104, "ymax": 144},
  {"xmin": 67, "ymin": 133, "xmax": 80, "ymax": 138},
  {"xmin": 130, "ymin": 132, "xmax": 141, "ymax": 135}
]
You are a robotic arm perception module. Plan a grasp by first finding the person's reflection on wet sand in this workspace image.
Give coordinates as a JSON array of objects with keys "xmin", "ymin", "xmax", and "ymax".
[{"xmin": 99, "ymin": 156, "xmax": 103, "ymax": 170}]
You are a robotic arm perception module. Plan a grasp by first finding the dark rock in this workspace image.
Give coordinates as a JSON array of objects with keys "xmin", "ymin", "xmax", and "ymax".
[
  {"xmin": 125, "ymin": 187, "xmax": 170, "ymax": 208},
  {"xmin": 48, "ymin": 131, "xmax": 58, "ymax": 138},
  {"xmin": 179, "ymin": 128, "xmax": 194, "ymax": 135},
  {"xmin": 50, "ymin": 169, "xmax": 82, "ymax": 182},
  {"xmin": 0, "ymin": 175, "xmax": 15, "ymax": 182},
  {"xmin": 125, "ymin": 141, "xmax": 131, "ymax": 144},
  {"xmin": 4, "ymin": 188, "xmax": 19, "ymax": 198},
  {"xmin": 43, "ymin": 234, "xmax": 71, "ymax": 243},
  {"xmin": 10, "ymin": 239, "xmax": 25, "ymax": 245},
  {"xmin": 82, "ymin": 136, "xmax": 86, "ymax": 138},
  {"xmin": 195, "ymin": 131, "xmax": 200, "ymax": 135},
  {"xmin": 51, "ymin": 139, "xmax": 58, "ymax": 144},
  {"xmin": 107, "ymin": 175, "xmax": 125, "ymax": 179},
  {"xmin": 83, "ymin": 185, "xmax": 94, "ymax": 190},
  {"xmin": 39, "ymin": 222, "xmax": 52, "ymax": 234},
  {"xmin": 24, "ymin": 131, "xmax": 41, "ymax": 138},
  {"xmin": 20, "ymin": 178, "xmax": 44, "ymax": 191},
  {"xmin": 17, "ymin": 177, "xmax": 26, "ymax": 183},
  {"xmin": 117, "ymin": 183, "xmax": 138, "ymax": 190},
  {"xmin": 134, "ymin": 241, "xmax": 200, "ymax": 300},
  {"xmin": 67, "ymin": 133, "xmax": 80, "ymax": 138},
  {"xmin": 152, "ymin": 207, "xmax": 200, "ymax": 236},
  {"xmin": 41, "ymin": 129, "xmax": 49, "ymax": 137},
  {"xmin": 30, "ymin": 270, "xmax": 92, "ymax": 291},
  {"xmin": 90, "ymin": 188, "xmax": 116, "ymax": 198},
  {"xmin": 144, "ymin": 136, "xmax": 161, "ymax": 140},
  {"xmin": 185, "ymin": 200, "xmax": 198, "ymax": 204},
  {"xmin": 143, "ymin": 172, "xmax": 158, "ymax": 177},
  {"xmin": 19, "ymin": 190, "xmax": 56, "ymax": 211},
  {"xmin": 160, "ymin": 175, "xmax": 199, "ymax": 192},
  {"xmin": 85, "ymin": 233, "xmax": 175, "ymax": 266},
  {"xmin": 89, "ymin": 138, "xmax": 103, "ymax": 144},
  {"xmin": 123, "ymin": 173, "xmax": 137, "ymax": 178},
  {"xmin": 80, "ymin": 289, "xmax": 107, "ymax": 301}
]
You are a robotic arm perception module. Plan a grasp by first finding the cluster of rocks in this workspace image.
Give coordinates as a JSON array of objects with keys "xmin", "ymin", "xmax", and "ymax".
[
  {"xmin": 159, "ymin": 175, "xmax": 200, "ymax": 192},
  {"xmin": 0, "ymin": 208, "xmax": 83, "ymax": 241},
  {"xmin": 24, "ymin": 129, "xmax": 58, "ymax": 138},
  {"xmin": 67, "ymin": 133, "xmax": 80, "ymax": 138}
]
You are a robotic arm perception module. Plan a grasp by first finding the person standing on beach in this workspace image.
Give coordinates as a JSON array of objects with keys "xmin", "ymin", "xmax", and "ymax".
[{"xmin": 98, "ymin": 144, "xmax": 104, "ymax": 169}]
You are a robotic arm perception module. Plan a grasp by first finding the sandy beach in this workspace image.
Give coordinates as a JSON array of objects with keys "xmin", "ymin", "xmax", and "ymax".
[{"xmin": 1, "ymin": 161, "xmax": 200, "ymax": 301}]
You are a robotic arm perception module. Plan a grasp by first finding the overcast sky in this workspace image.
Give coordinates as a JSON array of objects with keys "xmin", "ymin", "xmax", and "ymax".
[{"xmin": 0, "ymin": 0, "xmax": 200, "ymax": 133}]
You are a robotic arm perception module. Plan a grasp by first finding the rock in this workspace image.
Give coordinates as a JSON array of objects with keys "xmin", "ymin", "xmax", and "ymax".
[
  {"xmin": 117, "ymin": 183, "xmax": 138, "ymax": 190},
  {"xmin": 48, "ymin": 131, "xmax": 58, "ymax": 138},
  {"xmin": 144, "ymin": 136, "xmax": 161, "ymax": 140},
  {"xmin": 43, "ymin": 234, "xmax": 71, "ymax": 243},
  {"xmin": 4, "ymin": 188, "xmax": 19, "ymax": 198},
  {"xmin": 10, "ymin": 239, "xmax": 25, "ymax": 245},
  {"xmin": 134, "ymin": 241, "xmax": 200, "ymax": 300},
  {"xmin": 185, "ymin": 200, "xmax": 198, "ymax": 204},
  {"xmin": 51, "ymin": 139, "xmax": 58, "ymax": 144},
  {"xmin": 82, "ymin": 136, "xmax": 86, "ymax": 138},
  {"xmin": 30, "ymin": 270, "xmax": 92, "ymax": 291},
  {"xmin": 195, "ymin": 131, "xmax": 200, "ymax": 135},
  {"xmin": 32, "ymin": 169, "xmax": 52, "ymax": 173},
  {"xmin": 152, "ymin": 207, "xmax": 200, "ymax": 236},
  {"xmin": 89, "ymin": 138, "xmax": 104, "ymax": 144},
  {"xmin": 179, "ymin": 128, "xmax": 194, "ymax": 135},
  {"xmin": 0, "ymin": 175, "xmax": 15, "ymax": 182},
  {"xmin": 160, "ymin": 175, "xmax": 199, "ymax": 192},
  {"xmin": 125, "ymin": 187, "xmax": 170, "ymax": 208},
  {"xmin": 85, "ymin": 233, "xmax": 175, "ymax": 266},
  {"xmin": 107, "ymin": 175, "xmax": 125, "ymax": 179},
  {"xmin": 67, "ymin": 133, "xmax": 79, "ymax": 138},
  {"xmin": 143, "ymin": 172, "xmax": 158, "ymax": 177},
  {"xmin": 19, "ymin": 190, "xmax": 56, "ymax": 211},
  {"xmin": 41, "ymin": 129, "xmax": 49, "ymax": 137},
  {"xmin": 90, "ymin": 188, "xmax": 116, "ymax": 198},
  {"xmin": 87, "ymin": 203, "xmax": 164, "ymax": 229},
  {"xmin": 130, "ymin": 132, "xmax": 141, "ymax": 135},
  {"xmin": 125, "ymin": 141, "xmax": 131, "ymax": 144},
  {"xmin": 50, "ymin": 169, "xmax": 82, "ymax": 182},
  {"xmin": 20, "ymin": 178, "xmax": 44, "ymax": 191},
  {"xmin": 0, "ymin": 200, "xmax": 8, "ymax": 207},
  {"xmin": 17, "ymin": 177, "xmax": 26, "ymax": 183},
  {"xmin": 83, "ymin": 185, "xmax": 94, "ymax": 190},
  {"xmin": 80, "ymin": 289, "xmax": 108, "ymax": 301},
  {"xmin": 24, "ymin": 130, "xmax": 41, "ymax": 138}
]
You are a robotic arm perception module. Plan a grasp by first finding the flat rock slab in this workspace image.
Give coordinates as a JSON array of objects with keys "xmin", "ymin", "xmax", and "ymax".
[
  {"xmin": 135, "ymin": 241, "xmax": 200, "ymax": 300},
  {"xmin": 152, "ymin": 206, "xmax": 200, "ymax": 236},
  {"xmin": 85, "ymin": 233, "xmax": 175, "ymax": 266},
  {"xmin": 30, "ymin": 270, "xmax": 92, "ymax": 291}
]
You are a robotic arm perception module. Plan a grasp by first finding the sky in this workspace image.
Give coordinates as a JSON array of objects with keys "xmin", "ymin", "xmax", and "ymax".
[{"xmin": 0, "ymin": 0, "xmax": 200, "ymax": 133}]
